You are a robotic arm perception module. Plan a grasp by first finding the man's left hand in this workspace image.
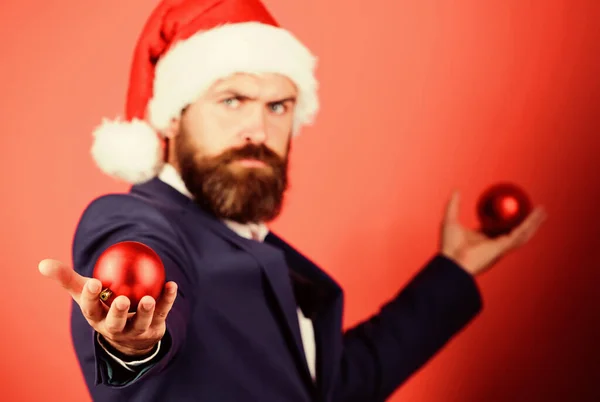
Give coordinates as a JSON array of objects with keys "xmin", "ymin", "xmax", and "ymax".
[{"xmin": 439, "ymin": 190, "xmax": 547, "ymax": 276}]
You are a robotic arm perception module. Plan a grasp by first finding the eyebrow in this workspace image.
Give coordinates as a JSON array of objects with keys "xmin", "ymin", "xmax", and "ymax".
[{"xmin": 214, "ymin": 90, "xmax": 297, "ymax": 104}]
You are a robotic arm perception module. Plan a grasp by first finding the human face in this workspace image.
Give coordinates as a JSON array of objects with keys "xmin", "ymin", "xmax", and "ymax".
[
  {"xmin": 174, "ymin": 72, "xmax": 297, "ymax": 161},
  {"xmin": 167, "ymin": 73, "xmax": 298, "ymax": 224}
]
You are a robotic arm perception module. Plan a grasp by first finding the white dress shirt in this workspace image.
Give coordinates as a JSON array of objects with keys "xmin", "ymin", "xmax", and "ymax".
[{"xmin": 98, "ymin": 164, "xmax": 317, "ymax": 382}]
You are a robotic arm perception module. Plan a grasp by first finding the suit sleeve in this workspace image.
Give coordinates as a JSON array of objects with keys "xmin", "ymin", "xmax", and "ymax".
[
  {"xmin": 94, "ymin": 331, "xmax": 164, "ymax": 384},
  {"xmin": 333, "ymin": 254, "xmax": 483, "ymax": 402},
  {"xmin": 71, "ymin": 194, "xmax": 194, "ymax": 389}
]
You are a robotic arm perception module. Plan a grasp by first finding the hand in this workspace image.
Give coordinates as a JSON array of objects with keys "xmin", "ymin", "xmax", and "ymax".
[
  {"xmin": 440, "ymin": 190, "xmax": 547, "ymax": 276},
  {"xmin": 38, "ymin": 259, "xmax": 178, "ymax": 357}
]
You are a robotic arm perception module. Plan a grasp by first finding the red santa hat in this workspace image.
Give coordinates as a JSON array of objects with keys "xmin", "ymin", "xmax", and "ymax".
[{"xmin": 91, "ymin": 0, "xmax": 319, "ymax": 184}]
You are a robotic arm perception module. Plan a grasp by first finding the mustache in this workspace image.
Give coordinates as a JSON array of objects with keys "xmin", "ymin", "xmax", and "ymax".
[{"xmin": 216, "ymin": 144, "xmax": 283, "ymax": 165}]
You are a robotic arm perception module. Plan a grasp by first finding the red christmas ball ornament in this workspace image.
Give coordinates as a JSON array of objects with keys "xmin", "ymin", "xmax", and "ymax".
[
  {"xmin": 93, "ymin": 241, "xmax": 166, "ymax": 312},
  {"xmin": 476, "ymin": 182, "xmax": 533, "ymax": 238}
]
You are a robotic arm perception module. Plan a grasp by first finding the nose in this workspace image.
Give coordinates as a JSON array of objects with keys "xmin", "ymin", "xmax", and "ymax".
[{"xmin": 240, "ymin": 106, "xmax": 268, "ymax": 144}]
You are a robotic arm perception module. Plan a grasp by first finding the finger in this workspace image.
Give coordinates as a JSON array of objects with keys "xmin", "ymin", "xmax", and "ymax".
[
  {"xmin": 512, "ymin": 207, "xmax": 545, "ymax": 241},
  {"xmin": 519, "ymin": 207, "xmax": 547, "ymax": 242},
  {"xmin": 103, "ymin": 295, "xmax": 131, "ymax": 335},
  {"xmin": 79, "ymin": 278, "xmax": 107, "ymax": 324},
  {"xmin": 38, "ymin": 259, "xmax": 86, "ymax": 301},
  {"xmin": 151, "ymin": 282, "xmax": 178, "ymax": 328},
  {"xmin": 129, "ymin": 296, "xmax": 156, "ymax": 334},
  {"xmin": 503, "ymin": 207, "xmax": 547, "ymax": 251},
  {"xmin": 443, "ymin": 190, "xmax": 461, "ymax": 225}
]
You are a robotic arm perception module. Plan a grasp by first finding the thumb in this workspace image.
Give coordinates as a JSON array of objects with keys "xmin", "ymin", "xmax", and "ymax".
[
  {"xmin": 443, "ymin": 190, "xmax": 461, "ymax": 225},
  {"xmin": 38, "ymin": 259, "xmax": 88, "ymax": 301}
]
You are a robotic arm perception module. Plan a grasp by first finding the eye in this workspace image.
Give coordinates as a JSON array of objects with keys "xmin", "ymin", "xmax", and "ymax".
[
  {"xmin": 222, "ymin": 97, "xmax": 241, "ymax": 108},
  {"xmin": 269, "ymin": 102, "xmax": 287, "ymax": 115}
]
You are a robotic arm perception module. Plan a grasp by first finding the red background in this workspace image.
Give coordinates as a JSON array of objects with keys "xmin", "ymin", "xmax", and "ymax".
[{"xmin": 1, "ymin": 0, "xmax": 598, "ymax": 401}]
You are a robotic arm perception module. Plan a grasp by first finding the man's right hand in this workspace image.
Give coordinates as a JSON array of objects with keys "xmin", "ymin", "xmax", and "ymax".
[{"xmin": 39, "ymin": 259, "xmax": 178, "ymax": 358}]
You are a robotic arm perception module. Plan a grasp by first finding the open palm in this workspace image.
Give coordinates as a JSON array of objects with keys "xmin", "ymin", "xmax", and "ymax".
[{"xmin": 440, "ymin": 191, "xmax": 546, "ymax": 276}]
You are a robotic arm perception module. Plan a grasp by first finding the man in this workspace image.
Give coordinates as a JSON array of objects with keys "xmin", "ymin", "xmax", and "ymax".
[{"xmin": 38, "ymin": 0, "xmax": 546, "ymax": 401}]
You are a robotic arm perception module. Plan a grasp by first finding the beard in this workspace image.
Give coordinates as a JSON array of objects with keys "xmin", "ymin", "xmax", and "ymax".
[{"xmin": 174, "ymin": 132, "xmax": 290, "ymax": 224}]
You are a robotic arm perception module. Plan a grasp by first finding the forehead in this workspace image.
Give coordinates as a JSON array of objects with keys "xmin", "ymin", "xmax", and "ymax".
[{"xmin": 207, "ymin": 72, "xmax": 298, "ymax": 98}]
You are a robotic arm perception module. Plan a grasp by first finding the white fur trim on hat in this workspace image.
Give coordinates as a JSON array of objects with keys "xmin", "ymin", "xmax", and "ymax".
[
  {"xmin": 148, "ymin": 21, "xmax": 320, "ymax": 134},
  {"xmin": 91, "ymin": 118, "xmax": 163, "ymax": 184}
]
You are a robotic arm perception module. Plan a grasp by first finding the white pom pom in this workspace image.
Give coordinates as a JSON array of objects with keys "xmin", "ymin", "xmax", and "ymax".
[{"xmin": 90, "ymin": 118, "xmax": 163, "ymax": 184}]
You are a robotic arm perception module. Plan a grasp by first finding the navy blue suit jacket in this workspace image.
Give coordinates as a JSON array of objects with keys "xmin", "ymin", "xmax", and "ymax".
[{"xmin": 70, "ymin": 178, "xmax": 482, "ymax": 402}]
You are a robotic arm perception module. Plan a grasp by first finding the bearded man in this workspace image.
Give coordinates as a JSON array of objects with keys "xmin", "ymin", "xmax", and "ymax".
[{"xmin": 38, "ymin": 0, "xmax": 546, "ymax": 401}]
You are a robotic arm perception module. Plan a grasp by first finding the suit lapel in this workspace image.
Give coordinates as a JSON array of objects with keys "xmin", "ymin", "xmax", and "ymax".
[
  {"xmin": 197, "ymin": 220, "xmax": 317, "ymax": 386},
  {"xmin": 265, "ymin": 233, "xmax": 344, "ymax": 399},
  {"xmin": 248, "ymin": 242, "xmax": 316, "ymax": 385}
]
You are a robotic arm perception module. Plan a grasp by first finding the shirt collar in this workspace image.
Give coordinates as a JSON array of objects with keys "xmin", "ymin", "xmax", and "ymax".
[{"xmin": 157, "ymin": 163, "xmax": 269, "ymax": 242}]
